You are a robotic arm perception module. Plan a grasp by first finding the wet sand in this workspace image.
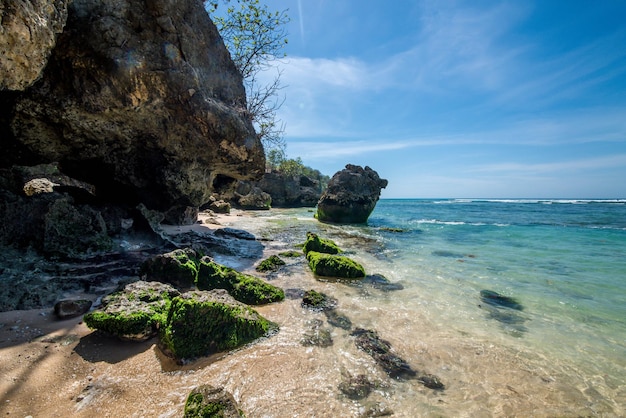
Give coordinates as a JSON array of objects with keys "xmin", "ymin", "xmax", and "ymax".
[{"xmin": 0, "ymin": 210, "xmax": 622, "ymax": 417}]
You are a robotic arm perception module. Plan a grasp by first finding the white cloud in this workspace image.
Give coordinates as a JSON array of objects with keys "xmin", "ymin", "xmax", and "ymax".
[{"xmin": 470, "ymin": 154, "xmax": 626, "ymax": 175}]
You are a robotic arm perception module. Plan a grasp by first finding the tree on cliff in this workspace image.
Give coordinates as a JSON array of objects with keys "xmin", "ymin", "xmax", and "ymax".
[{"xmin": 206, "ymin": 0, "xmax": 289, "ymax": 152}]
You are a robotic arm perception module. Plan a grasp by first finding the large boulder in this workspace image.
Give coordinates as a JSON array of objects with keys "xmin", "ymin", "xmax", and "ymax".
[
  {"xmin": 83, "ymin": 281, "xmax": 180, "ymax": 341},
  {"xmin": 159, "ymin": 289, "xmax": 274, "ymax": 360},
  {"xmin": 0, "ymin": 0, "xmax": 71, "ymax": 90},
  {"xmin": 0, "ymin": 0, "xmax": 264, "ymax": 217},
  {"xmin": 316, "ymin": 165, "xmax": 387, "ymax": 224},
  {"xmin": 140, "ymin": 248, "xmax": 199, "ymax": 289}
]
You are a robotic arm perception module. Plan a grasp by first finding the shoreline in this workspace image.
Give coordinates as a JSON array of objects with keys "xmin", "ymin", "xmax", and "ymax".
[{"xmin": 1, "ymin": 208, "xmax": 622, "ymax": 417}]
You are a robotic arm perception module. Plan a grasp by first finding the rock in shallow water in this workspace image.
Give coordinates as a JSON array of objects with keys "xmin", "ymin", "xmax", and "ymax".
[
  {"xmin": 183, "ymin": 384, "xmax": 243, "ymax": 418},
  {"xmin": 316, "ymin": 165, "xmax": 388, "ymax": 224},
  {"xmin": 159, "ymin": 289, "xmax": 274, "ymax": 360}
]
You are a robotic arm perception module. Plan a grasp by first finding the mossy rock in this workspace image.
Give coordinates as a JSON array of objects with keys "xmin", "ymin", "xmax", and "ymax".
[
  {"xmin": 83, "ymin": 281, "xmax": 180, "ymax": 341},
  {"xmin": 159, "ymin": 290, "xmax": 273, "ymax": 360},
  {"xmin": 278, "ymin": 250, "xmax": 302, "ymax": 258},
  {"xmin": 302, "ymin": 232, "xmax": 342, "ymax": 255},
  {"xmin": 255, "ymin": 254, "xmax": 286, "ymax": 273},
  {"xmin": 140, "ymin": 248, "xmax": 199, "ymax": 289},
  {"xmin": 197, "ymin": 257, "xmax": 284, "ymax": 305},
  {"xmin": 306, "ymin": 251, "xmax": 366, "ymax": 279},
  {"xmin": 183, "ymin": 385, "xmax": 244, "ymax": 418},
  {"xmin": 301, "ymin": 289, "xmax": 337, "ymax": 311}
]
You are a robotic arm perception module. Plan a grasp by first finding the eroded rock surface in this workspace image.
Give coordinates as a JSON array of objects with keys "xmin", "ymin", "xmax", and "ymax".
[
  {"xmin": 0, "ymin": 0, "xmax": 70, "ymax": 90},
  {"xmin": 1, "ymin": 0, "xmax": 263, "ymax": 216},
  {"xmin": 316, "ymin": 165, "xmax": 387, "ymax": 224}
]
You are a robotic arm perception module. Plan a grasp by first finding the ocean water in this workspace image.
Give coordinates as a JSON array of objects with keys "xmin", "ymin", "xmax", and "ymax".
[{"xmin": 210, "ymin": 199, "xmax": 626, "ymax": 417}]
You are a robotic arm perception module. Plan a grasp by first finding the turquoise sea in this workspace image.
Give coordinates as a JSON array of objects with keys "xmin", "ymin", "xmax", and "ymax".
[{"xmin": 214, "ymin": 199, "xmax": 626, "ymax": 416}]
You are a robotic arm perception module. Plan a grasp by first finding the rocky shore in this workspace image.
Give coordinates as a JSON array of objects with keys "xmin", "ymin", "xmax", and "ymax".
[{"xmin": 0, "ymin": 210, "xmax": 428, "ymax": 417}]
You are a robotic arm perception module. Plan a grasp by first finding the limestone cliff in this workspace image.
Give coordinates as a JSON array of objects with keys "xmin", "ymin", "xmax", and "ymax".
[
  {"xmin": 0, "ymin": 0, "xmax": 263, "ymax": 218},
  {"xmin": 0, "ymin": 0, "xmax": 71, "ymax": 90}
]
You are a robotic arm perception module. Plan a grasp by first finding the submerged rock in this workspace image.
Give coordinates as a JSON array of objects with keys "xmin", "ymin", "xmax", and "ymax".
[
  {"xmin": 255, "ymin": 254, "xmax": 286, "ymax": 273},
  {"xmin": 324, "ymin": 309, "xmax": 353, "ymax": 330},
  {"xmin": 306, "ymin": 251, "xmax": 366, "ymax": 279},
  {"xmin": 183, "ymin": 385, "xmax": 244, "ymax": 418},
  {"xmin": 316, "ymin": 165, "xmax": 388, "ymax": 224},
  {"xmin": 479, "ymin": 290, "xmax": 524, "ymax": 311},
  {"xmin": 361, "ymin": 274, "xmax": 404, "ymax": 292},
  {"xmin": 197, "ymin": 257, "xmax": 285, "ymax": 305},
  {"xmin": 300, "ymin": 319, "xmax": 333, "ymax": 347},
  {"xmin": 83, "ymin": 281, "xmax": 180, "ymax": 341},
  {"xmin": 351, "ymin": 328, "xmax": 417, "ymax": 379},
  {"xmin": 159, "ymin": 289, "xmax": 273, "ymax": 360},
  {"xmin": 301, "ymin": 289, "xmax": 337, "ymax": 312},
  {"xmin": 338, "ymin": 374, "xmax": 373, "ymax": 400}
]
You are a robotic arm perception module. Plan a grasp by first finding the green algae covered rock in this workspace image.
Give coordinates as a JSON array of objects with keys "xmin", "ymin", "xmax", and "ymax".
[
  {"xmin": 197, "ymin": 257, "xmax": 284, "ymax": 305},
  {"xmin": 255, "ymin": 254, "xmax": 286, "ymax": 272},
  {"xmin": 302, "ymin": 232, "xmax": 342, "ymax": 255},
  {"xmin": 140, "ymin": 248, "xmax": 199, "ymax": 289},
  {"xmin": 183, "ymin": 385, "xmax": 245, "ymax": 418},
  {"xmin": 278, "ymin": 250, "xmax": 303, "ymax": 258},
  {"xmin": 306, "ymin": 251, "xmax": 366, "ymax": 279},
  {"xmin": 160, "ymin": 289, "xmax": 273, "ymax": 360},
  {"xmin": 83, "ymin": 281, "xmax": 180, "ymax": 341}
]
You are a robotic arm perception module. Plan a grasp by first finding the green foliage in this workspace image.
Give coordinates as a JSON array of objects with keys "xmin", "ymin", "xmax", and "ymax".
[
  {"xmin": 206, "ymin": 0, "xmax": 289, "ymax": 150},
  {"xmin": 302, "ymin": 232, "xmax": 342, "ymax": 255},
  {"xmin": 197, "ymin": 258, "xmax": 285, "ymax": 304},
  {"xmin": 256, "ymin": 254, "xmax": 286, "ymax": 272},
  {"xmin": 264, "ymin": 149, "xmax": 331, "ymax": 189},
  {"xmin": 306, "ymin": 251, "xmax": 366, "ymax": 279},
  {"xmin": 160, "ymin": 294, "xmax": 271, "ymax": 359}
]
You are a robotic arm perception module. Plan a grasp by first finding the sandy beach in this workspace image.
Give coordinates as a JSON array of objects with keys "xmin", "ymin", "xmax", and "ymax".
[{"xmin": 1, "ymin": 209, "xmax": 622, "ymax": 417}]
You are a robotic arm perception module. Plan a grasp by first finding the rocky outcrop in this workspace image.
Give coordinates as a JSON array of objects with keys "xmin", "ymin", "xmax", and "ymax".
[
  {"xmin": 1, "ymin": 0, "xmax": 264, "ymax": 221},
  {"xmin": 231, "ymin": 181, "xmax": 271, "ymax": 210},
  {"xmin": 316, "ymin": 165, "xmax": 387, "ymax": 224},
  {"xmin": 257, "ymin": 172, "xmax": 322, "ymax": 207},
  {"xmin": 0, "ymin": 0, "xmax": 71, "ymax": 90}
]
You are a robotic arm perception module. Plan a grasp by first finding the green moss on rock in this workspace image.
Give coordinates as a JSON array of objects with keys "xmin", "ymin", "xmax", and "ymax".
[
  {"xmin": 278, "ymin": 250, "xmax": 302, "ymax": 258},
  {"xmin": 160, "ymin": 290, "xmax": 273, "ymax": 360},
  {"xmin": 302, "ymin": 232, "xmax": 342, "ymax": 255},
  {"xmin": 140, "ymin": 248, "xmax": 199, "ymax": 289},
  {"xmin": 83, "ymin": 281, "xmax": 180, "ymax": 341},
  {"xmin": 255, "ymin": 255, "xmax": 286, "ymax": 272},
  {"xmin": 306, "ymin": 251, "xmax": 366, "ymax": 279},
  {"xmin": 197, "ymin": 257, "xmax": 284, "ymax": 305},
  {"xmin": 183, "ymin": 385, "xmax": 245, "ymax": 418}
]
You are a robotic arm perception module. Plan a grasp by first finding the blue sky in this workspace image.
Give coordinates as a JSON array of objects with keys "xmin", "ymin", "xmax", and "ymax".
[{"xmin": 260, "ymin": 0, "xmax": 626, "ymax": 198}]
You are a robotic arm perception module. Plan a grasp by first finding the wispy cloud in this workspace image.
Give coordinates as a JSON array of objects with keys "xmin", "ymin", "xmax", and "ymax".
[{"xmin": 470, "ymin": 153, "xmax": 626, "ymax": 175}]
